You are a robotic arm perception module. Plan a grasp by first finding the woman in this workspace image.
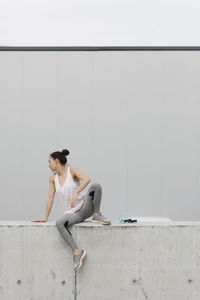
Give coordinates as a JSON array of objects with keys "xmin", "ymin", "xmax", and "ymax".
[{"xmin": 32, "ymin": 149, "xmax": 111, "ymax": 271}]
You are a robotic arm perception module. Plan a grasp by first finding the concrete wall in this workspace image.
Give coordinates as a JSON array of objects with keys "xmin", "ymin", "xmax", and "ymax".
[
  {"xmin": 0, "ymin": 50, "xmax": 200, "ymax": 221},
  {"xmin": 0, "ymin": 221, "xmax": 200, "ymax": 300}
]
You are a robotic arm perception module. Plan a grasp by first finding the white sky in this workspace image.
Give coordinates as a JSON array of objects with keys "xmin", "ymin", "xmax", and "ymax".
[{"xmin": 0, "ymin": 0, "xmax": 199, "ymax": 46}]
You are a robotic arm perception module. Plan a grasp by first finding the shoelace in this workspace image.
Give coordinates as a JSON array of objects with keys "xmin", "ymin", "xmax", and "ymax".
[
  {"xmin": 94, "ymin": 212, "xmax": 103, "ymax": 217},
  {"xmin": 98, "ymin": 212, "xmax": 106, "ymax": 219},
  {"xmin": 94, "ymin": 213, "xmax": 104, "ymax": 220}
]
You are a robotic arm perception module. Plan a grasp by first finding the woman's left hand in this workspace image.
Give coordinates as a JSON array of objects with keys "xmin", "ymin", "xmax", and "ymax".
[{"xmin": 70, "ymin": 192, "xmax": 78, "ymax": 207}]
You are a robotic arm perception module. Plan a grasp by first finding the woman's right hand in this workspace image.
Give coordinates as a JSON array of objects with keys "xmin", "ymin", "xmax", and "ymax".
[{"xmin": 32, "ymin": 218, "xmax": 48, "ymax": 222}]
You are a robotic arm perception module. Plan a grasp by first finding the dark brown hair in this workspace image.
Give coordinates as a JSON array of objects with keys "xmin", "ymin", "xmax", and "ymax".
[{"xmin": 50, "ymin": 149, "xmax": 70, "ymax": 165}]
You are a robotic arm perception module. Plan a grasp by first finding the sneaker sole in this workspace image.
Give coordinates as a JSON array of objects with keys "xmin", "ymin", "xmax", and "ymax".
[
  {"xmin": 74, "ymin": 250, "xmax": 87, "ymax": 271},
  {"xmin": 92, "ymin": 220, "xmax": 111, "ymax": 225}
]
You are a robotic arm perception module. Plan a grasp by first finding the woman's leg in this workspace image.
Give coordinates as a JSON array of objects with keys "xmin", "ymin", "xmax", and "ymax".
[
  {"xmin": 56, "ymin": 212, "xmax": 84, "ymax": 253},
  {"xmin": 82, "ymin": 183, "xmax": 111, "ymax": 225},
  {"xmin": 78, "ymin": 183, "xmax": 102, "ymax": 219},
  {"xmin": 55, "ymin": 183, "xmax": 102, "ymax": 253}
]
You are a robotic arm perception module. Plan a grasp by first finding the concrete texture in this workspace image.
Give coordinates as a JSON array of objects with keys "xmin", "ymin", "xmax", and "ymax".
[{"xmin": 0, "ymin": 220, "xmax": 200, "ymax": 300}]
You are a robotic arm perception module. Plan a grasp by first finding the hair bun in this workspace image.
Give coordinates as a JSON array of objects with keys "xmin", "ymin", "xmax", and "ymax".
[{"xmin": 61, "ymin": 149, "xmax": 70, "ymax": 156}]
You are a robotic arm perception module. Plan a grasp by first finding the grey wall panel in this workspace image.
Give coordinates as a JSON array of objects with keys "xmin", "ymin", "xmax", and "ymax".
[
  {"xmin": 0, "ymin": 50, "xmax": 199, "ymax": 221},
  {"xmin": 0, "ymin": 52, "xmax": 24, "ymax": 219},
  {"xmin": 22, "ymin": 52, "xmax": 59, "ymax": 219},
  {"xmin": 93, "ymin": 51, "xmax": 128, "ymax": 218},
  {"xmin": 162, "ymin": 51, "xmax": 198, "ymax": 220},
  {"xmin": 126, "ymin": 51, "xmax": 163, "ymax": 218}
]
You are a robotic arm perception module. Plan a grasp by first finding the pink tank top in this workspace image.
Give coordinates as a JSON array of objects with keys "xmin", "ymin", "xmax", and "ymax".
[{"xmin": 55, "ymin": 167, "xmax": 86, "ymax": 214}]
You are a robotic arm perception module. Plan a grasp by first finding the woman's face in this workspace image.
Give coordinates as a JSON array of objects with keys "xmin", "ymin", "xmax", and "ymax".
[{"xmin": 48, "ymin": 157, "xmax": 57, "ymax": 172}]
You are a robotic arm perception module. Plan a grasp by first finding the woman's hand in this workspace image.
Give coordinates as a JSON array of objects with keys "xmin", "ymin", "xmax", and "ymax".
[
  {"xmin": 32, "ymin": 218, "xmax": 48, "ymax": 222},
  {"xmin": 70, "ymin": 192, "xmax": 78, "ymax": 207}
]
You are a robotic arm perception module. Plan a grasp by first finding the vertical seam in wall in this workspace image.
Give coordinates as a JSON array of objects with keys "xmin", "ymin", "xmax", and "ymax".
[
  {"xmin": 92, "ymin": 52, "xmax": 95, "ymax": 179},
  {"xmin": 22, "ymin": 52, "xmax": 24, "ymax": 219},
  {"xmin": 161, "ymin": 51, "xmax": 164, "ymax": 217},
  {"xmin": 74, "ymin": 270, "xmax": 77, "ymax": 300},
  {"xmin": 125, "ymin": 52, "xmax": 128, "ymax": 217},
  {"xmin": 56, "ymin": 52, "xmax": 59, "ymax": 149},
  {"xmin": 196, "ymin": 51, "xmax": 199, "ymax": 220}
]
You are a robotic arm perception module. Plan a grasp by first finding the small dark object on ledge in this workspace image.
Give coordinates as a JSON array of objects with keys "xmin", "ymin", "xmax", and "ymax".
[{"xmin": 123, "ymin": 219, "xmax": 137, "ymax": 223}]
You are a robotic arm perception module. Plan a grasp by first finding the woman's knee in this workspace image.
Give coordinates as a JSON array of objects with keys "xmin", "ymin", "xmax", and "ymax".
[
  {"xmin": 56, "ymin": 218, "xmax": 62, "ymax": 229},
  {"xmin": 56, "ymin": 216, "xmax": 68, "ymax": 229},
  {"xmin": 91, "ymin": 182, "xmax": 102, "ymax": 192}
]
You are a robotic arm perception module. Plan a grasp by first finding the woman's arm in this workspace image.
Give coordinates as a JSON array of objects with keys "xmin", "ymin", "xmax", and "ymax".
[
  {"xmin": 32, "ymin": 174, "xmax": 56, "ymax": 222},
  {"xmin": 71, "ymin": 168, "xmax": 91, "ymax": 194},
  {"xmin": 44, "ymin": 174, "xmax": 56, "ymax": 219}
]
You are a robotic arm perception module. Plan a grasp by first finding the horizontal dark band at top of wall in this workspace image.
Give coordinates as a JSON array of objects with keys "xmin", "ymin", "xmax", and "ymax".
[{"xmin": 1, "ymin": 46, "xmax": 200, "ymax": 51}]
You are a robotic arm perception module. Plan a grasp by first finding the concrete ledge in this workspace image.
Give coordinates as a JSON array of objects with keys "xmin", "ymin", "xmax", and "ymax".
[
  {"xmin": 0, "ymin": 221, "xmax": 200, "ymax": 300},
  {"xmin": 2, "ymin": 220, "xmax": 200, "ymax": 226}
]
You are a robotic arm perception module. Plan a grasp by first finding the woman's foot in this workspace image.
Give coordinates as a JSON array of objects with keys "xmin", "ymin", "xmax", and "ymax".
[
  {"xmin": 92, "ymin": 212, "xmax": 111, "ymax": 225},
  {"xmin": 73, "ymin": 250, "xmax": 87, "ymax": 271}
]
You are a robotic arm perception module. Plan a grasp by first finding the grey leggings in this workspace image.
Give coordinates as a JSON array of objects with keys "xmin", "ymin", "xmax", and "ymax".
[{"xmin": 55, "ymin": 183, "xmax": 102, "ymax": 252}]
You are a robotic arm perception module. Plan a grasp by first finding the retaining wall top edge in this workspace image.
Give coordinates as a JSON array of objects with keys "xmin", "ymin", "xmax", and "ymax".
[{"xmin": 0, "ymin": 220, "xmax": 200, "ymax": 227}]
